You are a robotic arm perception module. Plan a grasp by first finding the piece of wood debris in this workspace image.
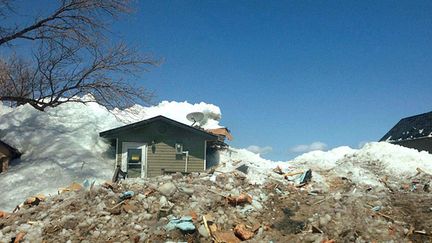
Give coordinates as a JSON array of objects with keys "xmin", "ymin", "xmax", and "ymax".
[
  {"xmin": 213, "ymin": 231, "xmax": 241, "ymax": 243},
  {"xmin": 311, "ymin": 225, "xmax": 323, "ymax": 234},
  {"xmin": 13, "ymin": 232, "xmax": 26, "ymax": 243},
  {"xmin": 414, "ymin": 230, "xmax": 427, "ymax": 235},
  {"xmin": 234, "ymin": 224, "xmax": 255, "ymax": 240},
  {"xmin": 226, "ymin": 194, "xmax": 253, "ymax": 206},
  {"xmin": 203, "ymin": 214, "xmax": 217, "ymax": 238},
  {"xmin": 207, "ymin": 188, "xmax": 229, "ymax": 198},
  {"xmin": 0, "ymin": 210, "xmax": 8, "ymax": 218},
  {"xmin": 312, "ymin": 198, "xmax": 327, "ymax": 205},
  {"xmin": 283, "ymin": 171, "xmax": 304, "ymax": 177}
]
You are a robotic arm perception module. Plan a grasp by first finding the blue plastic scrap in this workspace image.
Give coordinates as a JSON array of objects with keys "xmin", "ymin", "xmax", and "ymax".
[
  {"xmin": 165, "ymin": 216, "xmax": 196, "ymax": 232},
  {"xmin": 119, "ymin": 191, "xmax": 135, "ymax": 201},
  {"xmin": 83, "ymin": 179, "xmax": 90, "ymax": 188},
  {"xmin": 371, "ymin": 206, "xmax": 383, "ymax": 212},
  {"xmin": 83, "ymin": 179, "xmax": 95, "ymax": 189}
]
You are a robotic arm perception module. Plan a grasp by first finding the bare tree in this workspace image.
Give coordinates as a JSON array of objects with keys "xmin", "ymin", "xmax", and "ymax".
[{"xmin": 0, "ymin": 0, "xmax": 158, "ymax": 111}]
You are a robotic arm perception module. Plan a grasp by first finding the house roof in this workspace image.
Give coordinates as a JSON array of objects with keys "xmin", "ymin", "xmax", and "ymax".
[
  {"xmin": 99, "ymin": 115, "xmax": 218, "ymax": 140},
  {"xmin": 380, "ymin": 111, "xmax": 432, "ymax": 142}
]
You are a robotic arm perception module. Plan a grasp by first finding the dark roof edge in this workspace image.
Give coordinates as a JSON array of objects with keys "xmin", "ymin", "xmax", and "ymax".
[
  {"xmin": 379, "ymin": 120, "xmax": 402, "ymax": 141},
  {"xmin": 99, "ymin": 115, "xmax": 218, "ymax": 140},
  {"xmin": 379, "ymin": 111, "xmax": 432, "ymax": 141},
  {"xmin": 399, "ymin": 111, "xmax": 432, "ymax": 121}
]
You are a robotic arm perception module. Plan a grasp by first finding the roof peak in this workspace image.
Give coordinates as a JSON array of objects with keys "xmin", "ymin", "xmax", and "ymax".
[
  {"xmin": 380, "ymin": 111, "xmax": 432, "ymax": 142},
  {"xmin": 99, "ymin": 115, "xmax": 217, "ymax": 140},
  {"xmin": 400, "ymin": 111, "xmax": 432, "ymax": 121}
]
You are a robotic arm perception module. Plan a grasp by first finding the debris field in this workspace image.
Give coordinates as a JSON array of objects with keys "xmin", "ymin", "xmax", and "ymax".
[{"xmin": 1, "ymin": 159, "xmax": 432, "ymax": 243}]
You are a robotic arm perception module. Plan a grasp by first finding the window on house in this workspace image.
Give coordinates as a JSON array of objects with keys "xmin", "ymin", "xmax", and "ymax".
[{"xmin": 127, "ymin": 148, "xmax": 142, "ymax": 178}]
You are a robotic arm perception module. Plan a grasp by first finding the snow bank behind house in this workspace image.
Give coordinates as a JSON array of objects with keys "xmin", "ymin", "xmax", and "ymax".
[{"xmin": 111, "ymin": 101, "xmax": 222, "ymax": 129}]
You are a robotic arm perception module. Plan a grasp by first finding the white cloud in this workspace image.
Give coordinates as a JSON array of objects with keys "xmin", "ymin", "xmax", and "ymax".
[
  {"xmin": 289, "ymin": 141, "xmax": 327, "ymax": 153},
  {"xmin": 246, "ymin": 145, "xmax": 273, "ymax": 155}
]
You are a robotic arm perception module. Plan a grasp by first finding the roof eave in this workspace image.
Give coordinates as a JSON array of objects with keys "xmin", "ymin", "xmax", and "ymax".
[{"xmin": 99, "ymin": 115, "xmax": 218, "ymax": 140}]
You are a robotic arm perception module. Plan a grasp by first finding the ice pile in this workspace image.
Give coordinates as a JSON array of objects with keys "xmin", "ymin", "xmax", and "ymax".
[{"xmin": 219, "ymin": 142, "xmax": 432, "ymax": 188}]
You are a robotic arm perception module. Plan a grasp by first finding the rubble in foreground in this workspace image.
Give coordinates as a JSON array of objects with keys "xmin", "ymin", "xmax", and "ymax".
[{"xmin": 1, "ymin": 161, "xmax": 432, "ymax": 243}]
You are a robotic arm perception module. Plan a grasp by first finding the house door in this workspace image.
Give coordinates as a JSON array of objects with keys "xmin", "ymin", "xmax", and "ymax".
[{"xmin": 121, "ymin": 142, "xmax": 147, "ymax": 178}]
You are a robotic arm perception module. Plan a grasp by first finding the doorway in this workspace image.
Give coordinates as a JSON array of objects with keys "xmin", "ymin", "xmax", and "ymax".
[{"xmin": 121, "ymin": 142, "xmax": 147, "ymax": 178}]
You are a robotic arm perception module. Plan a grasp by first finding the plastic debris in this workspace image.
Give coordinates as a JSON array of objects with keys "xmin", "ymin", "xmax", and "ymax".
[
  {"xmin": 119, "ymin": 191, "xmax": 134, "ymax": 201},
  {"xmin": 298, "ymin": 169, "xmax": 312, "ymax": 185},
  {"xmin": 371, "ymin": 205, "xmax": 383, "ymax": 212},
  {"xmin": 236, "ymin": 164, "xmax": 249, "ymax": 174},
  {"xmin": 165, "ymin": 216, "xmax": 196, "ymax": 232}
]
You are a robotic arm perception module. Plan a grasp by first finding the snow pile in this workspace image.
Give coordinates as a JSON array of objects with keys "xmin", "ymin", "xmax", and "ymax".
[
  {"xmin": 351, "ymin": 142, "xmax": 432, "ymax": 176},
  {"xmin": 291, "ymin": 146, "xmax": 356, "ymax": 170},
  {"xmin": 0, "ymin": 99, "xmax": 224, "ymax": 211},
  {"xmin": 290, "ymin": 142, "xmax": 432, "ymax": 187},
  {"xmin": 218, "ymin": 148, "xmax": 280, "ymax": 185},
  {"xmin": 111, "ymin": 101, "xmax": 222, "ymax": 129},
  {"xmin": 219, "ymin": 142, "xmax": 432, "ymax": 188},
  {"xmin": 0, "ymin": 102, "xmax": 121, "ymax": 211},
  {"xmin": 0, "ymin": 104, "xmax": 13, "ymax": 116}
]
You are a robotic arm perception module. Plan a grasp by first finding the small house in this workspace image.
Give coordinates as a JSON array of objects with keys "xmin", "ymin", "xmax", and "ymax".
[
  {"xmin": 100, "ymin": 115, "xmax": 219, "ymax": 178},
  {"xmin": 0, "ymin": 140, "xmax": 21, "ymax": 173},
  {"xmin": 380, "ymin": 111, "xmax": 432, "ymax": 153}
]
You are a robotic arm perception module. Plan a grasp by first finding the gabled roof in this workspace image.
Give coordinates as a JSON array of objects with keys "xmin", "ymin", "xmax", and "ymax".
[
  {"xmin": 99, "ymin": 115, "xmax": 218, "ymax": 140},
  {"xmin": 380, "ymin": 111, "xmax": 432, "ymax": 142}
]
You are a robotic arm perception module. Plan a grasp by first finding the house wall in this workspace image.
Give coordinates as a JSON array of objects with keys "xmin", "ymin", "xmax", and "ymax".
[
  {"xmin": 0, "ymin": 144, "xmax": 12, "ymax": 158},
  {"xmin": 113, "ymin": 120, "xmax": 206, "ymax": 177},
  {"xmin": 391, "ymin": 137, "xmax": 432, "ymax": 154},
  {"xmin": 0, "ymin": 144, "xmax": 13, "ymax": 173}
]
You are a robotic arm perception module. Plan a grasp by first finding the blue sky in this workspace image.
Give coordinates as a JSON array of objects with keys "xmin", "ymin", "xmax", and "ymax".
[
  {"xmin": 111, "ymin": 0, "xmax": 432, "ymax": 160},
  {"xmin": 11, "ymin": 1, "xmax": 432, "ymax": 160}
]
